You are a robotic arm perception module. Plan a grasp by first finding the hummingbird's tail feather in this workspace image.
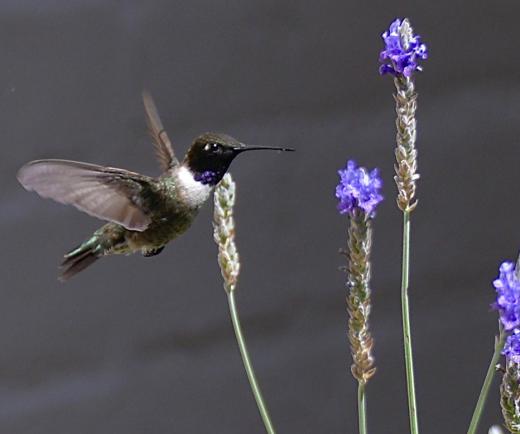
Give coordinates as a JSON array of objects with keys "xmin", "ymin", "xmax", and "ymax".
[
  {"xmin": 60, "ymin": 250, "xmax": 99, "ymax": 281},
  {"xmin": 59, "ymin": 236, "xmax": 103, "ymax": 281}
]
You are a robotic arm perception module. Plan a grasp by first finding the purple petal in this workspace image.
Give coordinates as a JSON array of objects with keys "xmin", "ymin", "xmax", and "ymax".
[
  {"xmin": 379, "ymin": 18, "xmax": 428, "ymax": 77},
  {"xmin": 335, "ymin": 160, "xmax": 383, "ymax": 217},
  {"xmin": 494, "ymin": 261, "xmax": 520, "ymax": 330}
]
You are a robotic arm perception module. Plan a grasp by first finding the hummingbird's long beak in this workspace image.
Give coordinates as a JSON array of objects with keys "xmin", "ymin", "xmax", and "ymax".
[{"xmin": 233, "ymin": 144, "xmax": 295, "ymax": 153}]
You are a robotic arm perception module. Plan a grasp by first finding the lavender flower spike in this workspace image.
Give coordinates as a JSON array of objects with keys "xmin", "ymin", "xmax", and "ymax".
[
  {"xmin": 380, "ymin": 18, "xmax": 427, "ymax": 212},
  {"xmin": 379, "ymin": 19, "xmax": 427, "ymax": 434},
  {"xmin": 336, "ymin": 160, "xmax": 382, "ymax": 434},
  {"xmin": 467, "ymin": 258, "xmax": 519, "ymax": 434},
  {"xmin": 336, "ymin": 160, "xmax": 382, "ymax": 385},
  {"xmin": 213, "ymin": 173, "xmax": 277, "ymax": 434},
  {"xmin": 501, "ymin": 329, "xmax": 520, "ymax": 433}
]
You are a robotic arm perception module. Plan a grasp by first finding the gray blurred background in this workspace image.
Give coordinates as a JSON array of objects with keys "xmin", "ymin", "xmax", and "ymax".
[{"xmin": 1, "ymin": 0, "xmax": 519, "ymax": 433}]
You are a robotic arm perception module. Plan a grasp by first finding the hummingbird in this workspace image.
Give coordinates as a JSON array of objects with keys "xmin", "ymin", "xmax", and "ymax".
[{"xmin": 17, "ymin": 92, "xmax": 294, "ymax": 281}]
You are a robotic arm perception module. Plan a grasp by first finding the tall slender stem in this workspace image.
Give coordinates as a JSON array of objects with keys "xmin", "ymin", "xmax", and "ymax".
[
  {"xmin": 227, "ymin": 291, "xmax": 276, "ymax": 434},
  {"xmin": 401, "ymin": 211, "xmax": 419, "ymax": 434},
  {"xmin": 467, "ymin": 325, "xmax": 506, "ymax": 434},
  {"xmin": 358, "ymin": 382, "xmax": 367, "ymax": 434}
]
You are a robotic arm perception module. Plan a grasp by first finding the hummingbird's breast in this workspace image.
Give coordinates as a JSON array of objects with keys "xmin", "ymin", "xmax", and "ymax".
[
  {"xmin": 173, "ymin": 165, "xmax": 213, "ymax": 209},
  {"xmin": 124, "ymin": 168, "xmax": 212, "ymax": 251}
]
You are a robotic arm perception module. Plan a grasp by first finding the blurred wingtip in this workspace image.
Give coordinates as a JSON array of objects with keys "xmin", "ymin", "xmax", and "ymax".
[
  {"xmin": 16, "ymin": 160, "xmax": 53, "ymax": 191},
  {"xmin": 16, "ymin": 161, "xmax": 35, "ymax": 190},
  {"xmin": 142, "ymin": 89, "xmax": 153, "ymax": 103}
]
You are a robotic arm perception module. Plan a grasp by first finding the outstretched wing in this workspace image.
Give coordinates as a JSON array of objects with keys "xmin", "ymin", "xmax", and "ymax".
[
  {"xmin": 142, "ymin": 91, "xmax": 179, "ymax": 171},
  {"xmin": 17, "ymin": 159, "xmax": 156, "ymax": 231}
]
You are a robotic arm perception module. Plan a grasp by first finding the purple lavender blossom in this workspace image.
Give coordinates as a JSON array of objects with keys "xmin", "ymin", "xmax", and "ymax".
[
  {"xmin": 503, "ymin": 329, "xmax": 520, "ymax": 363},
  {"xmin": 335, "ymin": 160, "xmax": 383, "ymax": 217},
  {"xmin": 494, "ymin": 261, "xmax": 520, "ymax": 331},
  {"xmin": 379, "ymin": 18, "xmax": 428, "ymax": 77}
]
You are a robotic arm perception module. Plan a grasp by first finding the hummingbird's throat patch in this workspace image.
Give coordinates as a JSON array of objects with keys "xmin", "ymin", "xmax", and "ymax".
[{"xmin": 194, "ymin": 170, "xmax": 219, "ymax": 185}]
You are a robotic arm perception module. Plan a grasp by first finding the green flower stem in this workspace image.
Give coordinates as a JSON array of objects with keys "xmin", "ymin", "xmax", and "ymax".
[
  {"xmin": 227, "ymin": 291, "xmax": 276, "ymax": 434},
  {"xmin": 358, "ymin": 382, "xmax": 367, "ymax": 434},
  {"xmin": 401, "ymin": 211, "xmax": 419, "ymax": 434},
  {"xmin": 467, "ymin": 324, "xmax": 506, "ymax": 434}
]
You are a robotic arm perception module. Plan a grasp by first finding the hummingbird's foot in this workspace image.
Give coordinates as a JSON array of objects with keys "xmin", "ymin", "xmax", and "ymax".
[{"xmin": 142, "ymin": 246, "xmax": 165, "ymax": 257}]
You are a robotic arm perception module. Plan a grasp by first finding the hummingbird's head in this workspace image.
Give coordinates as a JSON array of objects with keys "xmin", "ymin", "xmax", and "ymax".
[{"xmin": 184, "ymin": 132, "xmax": 294, "ymax": 186}]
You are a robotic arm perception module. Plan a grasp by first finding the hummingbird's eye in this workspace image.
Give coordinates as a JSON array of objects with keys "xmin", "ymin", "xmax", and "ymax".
[{"xmin": 204, "ymin": 143, "xmax": 219, "ymax": 152}]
